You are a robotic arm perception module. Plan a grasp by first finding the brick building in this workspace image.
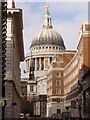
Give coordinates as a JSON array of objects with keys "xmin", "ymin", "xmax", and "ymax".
[
  {"xmin": 47, "ymin": 23, "xmax": 90, "ymax": 119},
  {"xmin": 47, "ymin": 51, "xmax": 76, "ymax": 116}
]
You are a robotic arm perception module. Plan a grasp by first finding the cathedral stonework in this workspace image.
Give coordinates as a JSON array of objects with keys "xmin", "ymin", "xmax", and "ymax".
[{"xmin": 25, "ymin": 4, "xmax": 65, "ymax": 79}]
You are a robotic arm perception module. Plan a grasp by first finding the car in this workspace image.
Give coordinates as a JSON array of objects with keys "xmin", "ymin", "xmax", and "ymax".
[
  {"xmin": 20, "ymin": 113, "xmax": 24, "ymax": 118},
  {"xmin": 25, "ymin": 113, "xmax": 31, "ymax": 118}
]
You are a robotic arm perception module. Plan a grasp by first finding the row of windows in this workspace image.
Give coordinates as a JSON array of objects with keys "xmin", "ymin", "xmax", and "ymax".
[
  {"xmin": 64, "ymin": 80, "xmax": 77, "ymax": 94},
  {"xmin": 64, "ymin": 69, "xmax": 78, "ymax": 86},
  {"xmin": 64, "ymin": 58, "xmax": 78, "ymax": 77},
  {"xmin": 31, "ymin": 46, "xmax": 64, "ymax": 51},
  {"xmin": 47, "ymin": 80, "xmax": 61, "ymax": 95}
]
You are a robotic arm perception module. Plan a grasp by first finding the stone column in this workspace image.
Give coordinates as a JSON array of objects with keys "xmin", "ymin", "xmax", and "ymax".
[
  {"xmin": 26, "ymin": 60, "xmax": 28, "ymax": 71},
  {"xmin": 27, "ymin": 84, "xmax": 30, "ymax": 100},
  {"xmin": 41, "ymin": 57, "xmax": 44, "ymax": 70},
  {"xmin": 48, "ymin": 57, "xmax": 50, "ymax": 67},
  {"xmin": 44, "ymin": 57, "xmax": 46, "ymax": 70},
  {"xmin": 39, "ymin": 57, "xmax": 41, "ymax": 70},
  {"xmin": 35, "ymin": 58, "xmax": 37, "ymax": 70},
  {"xmin": 37, "ymin": 58, "xmax": 39, "ymax": 70},
  {"xmin": 44, "ymin": 57, "xmax": 48, "ymax": 70},
  {"xmin": 28, "ymin": 59, "xmax": 30, "ymax": 69}
]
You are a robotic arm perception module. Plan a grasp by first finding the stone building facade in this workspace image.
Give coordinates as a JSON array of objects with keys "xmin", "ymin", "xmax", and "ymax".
[
  {"xmin": 4, "ymin": 1, "xmax": 24, "ymax": 118},
  {"xmin": 33, "ymin": 76, "xmax": 47, "ymax": 117}
]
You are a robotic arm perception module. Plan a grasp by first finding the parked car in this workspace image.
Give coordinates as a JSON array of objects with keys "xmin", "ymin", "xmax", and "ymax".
[
  {"xmin": 20, "ymin": 113, "xmax": 24, "ymax": 118},
  {"xmin": 25, "ymin": 113, "xmax": 31, "ymax": 118}
]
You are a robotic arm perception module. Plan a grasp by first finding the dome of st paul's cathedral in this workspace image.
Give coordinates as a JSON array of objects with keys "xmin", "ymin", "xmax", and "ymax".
[{"xmin": 30, "ymin": 5, "xmax": 65, "ymax": 49}]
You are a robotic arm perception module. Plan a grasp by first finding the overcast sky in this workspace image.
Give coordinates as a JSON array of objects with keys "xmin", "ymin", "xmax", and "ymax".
[{"xmin": 15, "ymin": 1, "xmax": 88, "ymax": 77}]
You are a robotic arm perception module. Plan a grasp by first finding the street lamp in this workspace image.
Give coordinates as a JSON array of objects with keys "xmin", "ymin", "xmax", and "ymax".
[{"xmin": 77, "ymin": 98, "xmax": 82, "ymax": 120}]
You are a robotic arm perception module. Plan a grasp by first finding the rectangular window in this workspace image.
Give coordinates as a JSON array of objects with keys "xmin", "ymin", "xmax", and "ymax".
[
  {"xmin": 57, "ymin": 109, "xmax": 61, "ymax": 113},
  {"xmin": 30, "ymin": 85, "xmax": 33, "ymax": 91},
  {"xmin": 56, "ymin": 98, "xmax": 60, "ymax": 103},
  {"xmin": 56, "ymin": 88, "xmax": 60, "ymax": 95},
  {"xmin": 56, "ymin": 72, "xmax": 61, "ymax": 78},
  {"xmin": 56, "ymin": 80, "xmax": 60, "ymax": 86}
]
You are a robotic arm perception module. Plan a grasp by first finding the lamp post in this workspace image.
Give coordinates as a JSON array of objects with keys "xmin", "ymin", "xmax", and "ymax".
[{"xmin": 77, "ymin": 98, "xmax": 82, "ymax": 120}]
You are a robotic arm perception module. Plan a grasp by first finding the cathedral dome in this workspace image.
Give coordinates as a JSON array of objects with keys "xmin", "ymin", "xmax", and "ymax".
[
  {"xmin": 31, "ymin": 28, "xmax": 65, "ymax": 47},
  {"xmin": 30, "ymin": 4, "xmax": 65, "ymax": 49}
]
